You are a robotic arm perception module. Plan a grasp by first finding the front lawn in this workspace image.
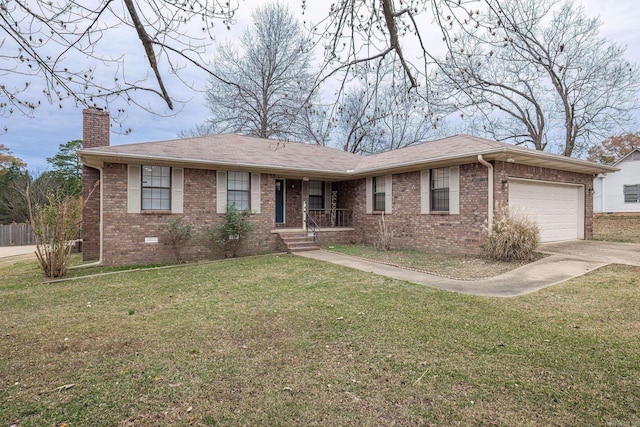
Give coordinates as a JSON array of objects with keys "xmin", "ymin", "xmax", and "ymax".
[
  {"xmin": 1, "ymin": 255, "xmax": 638, "ymax": 426},
  {"xmin": 594, "ymin": 214, "xmax": 640, "ymax": 243},
  {"xmin": 325, "ymin": 244, "xmax": 533, "ymax": 279}
]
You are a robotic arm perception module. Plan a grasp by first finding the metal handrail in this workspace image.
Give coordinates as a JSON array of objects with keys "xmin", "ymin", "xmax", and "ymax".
[{"xmin": 305, "ymin": 212, "xmax": 320, "ymax": 241}]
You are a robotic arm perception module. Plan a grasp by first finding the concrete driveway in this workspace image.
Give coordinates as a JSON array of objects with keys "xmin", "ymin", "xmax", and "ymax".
[
  {"xmin": 298, "ymin": 240, "xmax": 640, "ymax": 297},
  {"xmin": 0, "ymin": 245, "xmax": 37, "ymax": 259},
  {"xmin": 538, "ymin": 240, "xmax": 640, "ymax": 266}
]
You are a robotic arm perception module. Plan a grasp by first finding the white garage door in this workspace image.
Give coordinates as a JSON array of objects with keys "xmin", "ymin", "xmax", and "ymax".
[{"xmin": 508, "ymin": 179, "xmax": 584, "ymax": 242}]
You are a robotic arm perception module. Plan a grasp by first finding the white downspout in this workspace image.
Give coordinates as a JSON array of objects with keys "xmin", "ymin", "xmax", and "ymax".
[
  {"xmin": 477, "ymin": 155, "xmax": 494, "ymax": 230},
  {"xmin": 72, "ymin": 165, "xmax": 103, "ymax": 268},
  {"xmin": 601, "ymin": 175, "xmax": 606, "ymax": 213}
]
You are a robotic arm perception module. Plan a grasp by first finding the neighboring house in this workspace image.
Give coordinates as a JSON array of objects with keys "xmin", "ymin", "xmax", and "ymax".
[
  {"xmin": 594, "ymin": 149, "xmax": 640, "ymax": 213},
  {"xmin": 79, "ymin": 108, "xmax": 616, "ymax": 266}
]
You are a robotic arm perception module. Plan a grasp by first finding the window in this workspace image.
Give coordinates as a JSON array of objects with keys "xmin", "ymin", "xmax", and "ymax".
[
  {"xmin": 227, "ymin": 171, "xmax": 251, "ymax": 210},
  {"xmin": 142, "ymin": 165, "xmax": 171, "ymax": 210},
  {"xmin": 309, "ymin": 180, "xmax": 324, "ymax": 210},
  {"xmin": 373, "ymin": 176, "xmax": 386, "ymax": 212},
  {"xmin": 624, "ymin": 184, "xmax": 640, "ymax": 203},
  {"xmin": 431, "ymin": 167, "xmax": 449, "ymax": 212}
]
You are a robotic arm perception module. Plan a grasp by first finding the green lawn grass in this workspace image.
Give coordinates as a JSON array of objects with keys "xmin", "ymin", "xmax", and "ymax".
[{"xmin": 1, "ymin": 255, "xmax": 639, "ymax": 426}]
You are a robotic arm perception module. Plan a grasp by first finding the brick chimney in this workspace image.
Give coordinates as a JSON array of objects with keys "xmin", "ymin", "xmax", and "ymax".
[
  {"xmin": 82, "ymin": 108, "xmax": 109, "ymax": 261},
  {"xmin": 82, "ymin": 107, "xmax": 110, "ymax": 148}
]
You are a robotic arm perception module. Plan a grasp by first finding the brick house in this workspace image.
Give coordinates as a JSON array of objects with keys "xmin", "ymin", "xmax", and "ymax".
[{"xmin": 78, "ymin": 108, "xmax": 616, "ymax": 266}]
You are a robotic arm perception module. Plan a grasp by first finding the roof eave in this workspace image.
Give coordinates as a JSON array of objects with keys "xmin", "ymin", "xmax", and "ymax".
[
  {"xmin": 352, "ymin": 147, "xmax": 618, "ymax": 176},
  {"xmin": 78, "ymin": 151, "xmax": 354, "ymax": 180}
]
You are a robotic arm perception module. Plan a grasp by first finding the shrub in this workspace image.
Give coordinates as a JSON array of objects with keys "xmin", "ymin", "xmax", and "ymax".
[
  {"xmin": 375, "ymin": 212, "xmax": 393, "ymax": 251},
  {"xmin": 28, "ymin": 191, "xmax": 82, "ymax": 278},
  {"xmin": 159, "ymin": 217, "xmax": 193, "ymax": 263},
  {"xmin": 483, "ymin": 211, "xmax": 539, "ymax": 261},
  {"xmin": 211, "ymin": 205, "xmax": 255, "ymax": 258}
]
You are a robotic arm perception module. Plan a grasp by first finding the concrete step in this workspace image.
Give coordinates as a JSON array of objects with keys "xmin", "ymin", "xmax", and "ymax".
[
  {"xmin": 289, "ymin": 245, "xmax": 320, "ymax": 253},
  {"xmin": 277, "ymin": 232, "xmax": 319, "ymax": 253}
]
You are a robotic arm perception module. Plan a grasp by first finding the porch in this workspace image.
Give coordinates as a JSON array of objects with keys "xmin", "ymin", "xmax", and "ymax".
[
  {"xmin": 273, "ymin": 178, "xmax": 355, "ymax": 229},
  {"xmin": 272, "ymin": 226, "xmax": 356, "ymax": 253}
]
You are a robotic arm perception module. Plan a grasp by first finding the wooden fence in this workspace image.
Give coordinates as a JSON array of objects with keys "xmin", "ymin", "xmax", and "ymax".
[{"xmin": 0, "ymin": 223, "xmax": 36, "ymax": 246}]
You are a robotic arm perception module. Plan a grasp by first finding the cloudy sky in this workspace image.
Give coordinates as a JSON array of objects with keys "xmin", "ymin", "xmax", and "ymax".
[{"xmin": 2, "ymin": 0, "xmax": 639, "ymax": 171}]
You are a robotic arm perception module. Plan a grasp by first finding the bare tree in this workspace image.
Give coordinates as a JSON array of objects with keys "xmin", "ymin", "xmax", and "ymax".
[
  {"xmin": 1, "ymin": 0, "xmax": 237, "ymax": 122},
  {"xmin": 200, "ymin": 2, "xmax": 315, "ymax": 140},
  {"xmin": 435, "ymin": 0, "xmax": 640, "ymax": 157},
  {"xmin": 3, "ymin": 0, "xmax": 637, "ymax": 156},
  {"xmin": 331, "ymin": 59, "xmax": 440, "ymax": 154},
  {"xmin": 0, "ymin": 0, "xmax": 482, "ymax": 123}
]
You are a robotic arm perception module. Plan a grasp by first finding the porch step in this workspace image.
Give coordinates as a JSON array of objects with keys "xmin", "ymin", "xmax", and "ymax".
[{"xmin": 278, "ymin": 232, "xmax": 320, "ymax": 253}]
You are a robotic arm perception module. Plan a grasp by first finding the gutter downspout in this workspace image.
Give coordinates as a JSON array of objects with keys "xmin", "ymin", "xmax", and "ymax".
[
  {"xmin": 71, "ymin": 166, "xmax": 103, "ymax": 269},
  {"xmin": 477, "ymin": 155, "xmax": 494, "ymax": 230},
  {"xmin": 600, "ymin": 174, "xmax": 606, "ymax": 213}
]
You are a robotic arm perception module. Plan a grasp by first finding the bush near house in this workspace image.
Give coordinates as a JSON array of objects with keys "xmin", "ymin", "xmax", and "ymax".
[
  {"xmin": 483, "ymin": 211, "xmax": 539, "ymax": 261},
  {"xmin": 210, "ymin": 205, "xmax": 255, "ymax": 257},
  {"xmin": 159, "ymin": 217, "xmax": 193, "ymax": 263}
]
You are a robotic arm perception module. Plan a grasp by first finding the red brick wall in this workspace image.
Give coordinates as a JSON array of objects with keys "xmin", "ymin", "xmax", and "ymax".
[
  {"xmin": 82, "ymin": 108, "xmax": 110, "ymax": 261},
  {"xmin": 101, "ymin": 165, "xmax": 278, "ymax": 265},
  {"xmin": 96, "ymin": 158, "xmax": 595, "ymax": 264},
  {"xmin": 343, "ymin": 162, "xmax": 595, "ymax": 255},
  {"xmin": 284, "ymin": 179, "xmax": 302, "ymax": 228},
  {"xmin": 345, "ymin": 165, "xmax": 489, "ymax": 255}
]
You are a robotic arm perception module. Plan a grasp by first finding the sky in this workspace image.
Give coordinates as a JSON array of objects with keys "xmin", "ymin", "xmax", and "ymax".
[{"xmin": 2, "ymin": 0, "xmax": 639, "ymax": 172}]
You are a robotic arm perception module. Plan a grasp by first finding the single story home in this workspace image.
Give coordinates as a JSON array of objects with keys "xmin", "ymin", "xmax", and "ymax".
[
  {"xmin": 78, "ymin": 108, "xmax": 616, "ymax": 265},
  {"xmin": 594, "ymin": 149, "xmax": 640, "ymax": 213}
]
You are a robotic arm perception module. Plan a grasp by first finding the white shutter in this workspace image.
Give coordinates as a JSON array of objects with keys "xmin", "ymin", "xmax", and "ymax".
[
  {"xmin": 251, "ymin": 173, "xmax": 261, "ymax": 213},
  {"xmin": 324, "ymin": 181, "xmax": 332, "ymax": 212},
  {"xmin": 384, "ymin": 175, "xmax": 392, "ymax": 214},
  {"xmin": 171, "ymin": 168, "xmax": 184, "ymax": 213},
  {"xmin": 449, "ymin": 166, "xmax": 460, "ymax": 215},
  {"xmin": 127, "ymin": 165, "xmax": 141, "ymax": 214},
  {"xmin": 366, "ymin": 177, "xmax": 373, "ymax": 214},
  {"xmin": 216, "ymin": 170, "xmax": 227, "ymax": 214},
  {"xmin": 421, "ymin": 170, "xmax": 430, "ymax": 214}
]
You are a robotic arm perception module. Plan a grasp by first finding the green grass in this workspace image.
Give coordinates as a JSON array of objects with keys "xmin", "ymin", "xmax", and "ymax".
[
  {"xmin": 1, "ymin": 255, "xmax": 639, "ymax": 426},
  {"xmin": 594, "ymin": 214, "xmax": 640, "ymax": 243},
  {"xmin": 325, "ymin": 244, "xmax": 535, "ymax": 279}
]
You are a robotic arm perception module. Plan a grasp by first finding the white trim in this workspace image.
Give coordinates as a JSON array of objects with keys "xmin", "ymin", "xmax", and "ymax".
[
  {"xmin": 171, "ymin": 167, "xmax": 184, "ymax": 213},
  {"xmin": 384, "ymin": 174, "xmax": 392, "ymax": 214},
  {"xmin": 420, "ymin": 170, "xmax": 430, "ymax": 214},
  {"xmin": 449, "ymin": 166, "xmax": 460, "ymax": 215},
  {"xmin": 251, "ymin": 172, "xmax": 261, "ymax": 213},
  {"xmin": 365, "ymin": 177, "xmax": 373, "ymax": 214},
  {"xmin": 127, "ymin": 165, "xmax": 141, "ymax": 214},
  {"xmin": 216, "ymin": 170, "xmax": 227, "ymax": 213}
]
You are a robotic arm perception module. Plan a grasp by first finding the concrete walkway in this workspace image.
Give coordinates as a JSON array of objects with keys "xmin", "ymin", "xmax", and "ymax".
[
  {"xmin": 0, "ymin": 245, "xmax": 37, "ymax": 259},
  {"xmin": 296, "ymin": 241, "xmax": 640, "ymax": 297}
]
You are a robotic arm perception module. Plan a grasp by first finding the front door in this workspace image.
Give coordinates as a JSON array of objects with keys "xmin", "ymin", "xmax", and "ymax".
[{"xmin": 275, "ymin": 179, "xmax": 285, "ymax": 224}]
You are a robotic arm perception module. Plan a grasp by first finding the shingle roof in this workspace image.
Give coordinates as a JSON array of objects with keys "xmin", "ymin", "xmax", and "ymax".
[{"xmin": 79, "ymin": 133, "xmax": 617, "ymax": 176}]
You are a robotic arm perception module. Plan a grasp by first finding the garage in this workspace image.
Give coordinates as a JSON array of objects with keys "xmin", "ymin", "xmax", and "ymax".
[{"xmin": 508, "ymin": 179, "xmax": 585, "ymax": 242}]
